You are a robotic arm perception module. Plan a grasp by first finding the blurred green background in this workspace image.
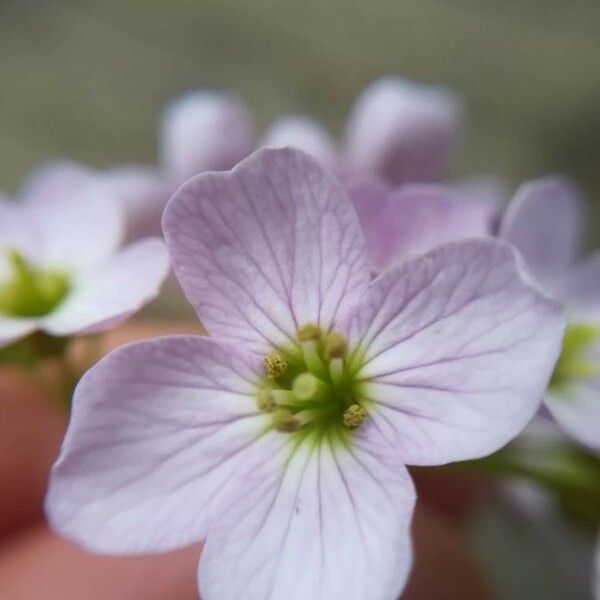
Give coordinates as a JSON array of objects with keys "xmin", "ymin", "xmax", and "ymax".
[{"xmin": 1, "ymin": 2, "xmax": 599, "ymax": 598}]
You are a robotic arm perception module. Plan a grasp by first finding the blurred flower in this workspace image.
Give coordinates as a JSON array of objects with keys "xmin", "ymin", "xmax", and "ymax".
[
  {"xmin": 46, "ymin": 149, "xmax": 563, "ymax": 600},
  {"xmin": 0, "ymin": 166, "xmax": 169, "ymax": 348},
  {"xmin": 499, "ymin": 177, "xmax": 600, "ymax": 453},
  {"xmin": 264, "ymin": 76, "xmax": 463, "ymax": 184}
]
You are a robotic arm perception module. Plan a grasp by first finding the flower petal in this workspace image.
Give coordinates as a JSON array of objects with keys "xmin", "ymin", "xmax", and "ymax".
[
  {"xmin": 0, "ymin": 316, "xmax": 37, "ymax": 348},
  {"xmin": 344, "ymin": 77, "xmax": 462, "ymax": 184},
  {"xmin": 22, "ymin": 161, "xmax": 124, "ymax": 269},
  {"xmin": 101, "ymin": 165, "xmax": 171, "ymax": 240},
  {"xmin": 198, "ymin": 425, "xmax": 415, "ymax": 600},
  {"xmin": 45, "ymin": 336, "xmax": 275, "ymax": 553},
  {"xmin": 161, "ymin": 91, "xmax": 255, "ymax": 184},
  {"xmin": 499, "ymin": 176, "xmax": 583, "ymax": 288},
  {"xmin": 0, "ymin": 196, "xmax": 39, "ymax": 277},
  {"xmin": 344, "ymin": 240, "xmax": 565, "ymax": 464},
  {"xmin": 552, "ymin": 251, "xmax": 600, "ymax": 313},
  {"xmin": 545, "ymin": 386, "xmax": 600, "ymax": 454},
  {"xmin": 348, "ymin": 182, "xmax": 495, "ymax": 271},
  {"xmin": 262, "ymin": 116, "xmax": 339, "ymax": 171},
  {"xmin": 163, "ymin": 148, "xmax": 370, "ymax": 354},
  {"xmin": 41, "ymin": 238, "xmax": 169, "ymax": 336}
]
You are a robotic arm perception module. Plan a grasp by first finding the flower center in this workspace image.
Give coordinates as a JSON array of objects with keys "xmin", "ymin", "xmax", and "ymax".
[
  {"xmin": 550, "ymin": 322, "xmax": 598, "ymax": 391},
  {"xmin": 0, "ymin": 249, "xmax": 70, "ymax": 318},
  {"xmin": 257, "ymin": 323, "xmax": 368, "ymax": 437}
]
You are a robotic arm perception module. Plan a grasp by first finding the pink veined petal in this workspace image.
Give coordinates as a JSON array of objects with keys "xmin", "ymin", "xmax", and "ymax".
[
  {"xmin": 199, "ymin": 421, "xmax": 415, "ymax": 600},
  {"xmin": 163, "ymin": 147, "xmax": 370, "ymax": 355},
  {"xmin": 41, "ymin": 238, "xmax": 169, "ymax": 336},
  {"xmin": 348, "ymin": 182, "xmax": 495, "ymax": 272},
  {"xmin": 161, "ymin": 91, "xmax": 256, "ymax": 184},
  {"xmin": 101, "ymin": 165, "xmax": 171, "ymax": 240},
  {"xmin": 22, "ymin": 161, "xmax": 124, "ymax": 270},
  {"xmin": 545, "ymin": 386, "xmax": 600, "ymax": 455},
  {"xmin": 343, "ymin": 239, "xmax": 565, "ymax": 465},
  {"xmin": 0, "ymin": 316, "xmax": 37, "ymax": 348},
  {"xmin": 498, "ymin": 176, "xmax": 584, "ymax": 288},
  {"xmin": 45, "ymin": 336, "xmax": 279, "ymax": 553},
  {"xmin": 344, "ymin": 76, "xmax": 463, "ymax": 184},
  {"xmin": 262, "ymin": 116, "xmax": 339, "ymax": 172}
]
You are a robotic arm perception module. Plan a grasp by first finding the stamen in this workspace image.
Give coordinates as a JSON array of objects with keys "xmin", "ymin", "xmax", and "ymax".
[
  {"xmin": 292, "ymin": 372, "xmax": 326, "ymax": 401},
  {"xmin": 329, "ymin": 357, "xmax": 344, "ymax": 386},
  {"xmin": 301, "ymin": 339, "xmax": 325, "ymax": 376},
  {"xmin": 273, "ymin": 409, "xmax": 303, "ymax": 432},
  {"xmin": 342, "ymin": 404, "xmax": 368, "ymax": 428},
  {"xmin": 257, "ymin": 388, "xmax": 275, "ymax": 412},
  {"xmin": 271, "ymin": 389, "xmax": 295, "ymax": 405},
  {"xmin": 296, "ymin": 323, "xmax": 321, "ymax": 342},
  {"xmin": 323, "ymin": 332, "xmax": 347, "ymax": 360},
  {"xmin": 264, "ymin": 352, "xmax": 287, "ymax": 378}
]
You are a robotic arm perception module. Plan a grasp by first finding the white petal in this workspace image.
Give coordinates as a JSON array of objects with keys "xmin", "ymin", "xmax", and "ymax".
[
  {"xmin": 499, "ymin": 176, "xmax": 583, "ymax": 288},
  {"xmin": 46, "ymin": 336, "xmax": 277, "ymax": 553},
  {"xmin": 344, "ymin": 240, "xmax": 565, "ymax": 464},
  {"xmin": 41, "ymin": 238, "xmax": 169, "ymax": 336},
  {"xmin": 199, "ymin": 426, "xmax": 415, "ymax": 600},
  {"xmin": 22, "ymin": 162, "xmax": 124, "ymax": 270},
  {"xmin": 163, "ymin": 148, "xmax": 370, "ymax": 354},
  {"xmin": 0, "ymin": 316, "xmax": 37, "ymax": 348}
]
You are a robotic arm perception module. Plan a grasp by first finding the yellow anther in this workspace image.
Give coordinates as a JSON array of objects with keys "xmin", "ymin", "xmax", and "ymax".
[
  {"xmin": 297, "ymin": 323, "xmax": 321, "ymax": 342},
  {"xmin": 342, "ymin": 404, "xmax": 368, "ymax": 429},
  {"xmin": 264, "ymin": 352, "xmax": 287, "ymax": 378},
  {"xmin": 273, "ymin": 410, "xmax": 302, "ymax": 433},
  {"xmin": 324, "ymin": 332, "xmax": 347, "ymax": 359}
]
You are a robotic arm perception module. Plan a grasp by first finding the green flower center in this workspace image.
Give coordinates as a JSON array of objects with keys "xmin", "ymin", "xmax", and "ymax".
[
  {"xmin": 257, "ymin": 323, "xmax": 368, "ymax": 440},
  {"xmin": 550, "ymin": 322, "xmax": 599, "ymax": 391},
  {"xmin": 0, "ymin": 249, "xmax": 70, "ymax": 318}
]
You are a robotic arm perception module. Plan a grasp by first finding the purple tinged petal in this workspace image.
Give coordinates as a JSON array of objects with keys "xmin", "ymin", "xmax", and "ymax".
[
  {"xmin": 552, "ymin": 251, "xmax": 600, "ymax": 313},
  {"xmin": 22, "ymin": 162, "xmax": 125, "ymax": 270},
  {"xmin": 0, "ymin": 196, "xmax": 40, "ymax": 275},
  {"xmin": 344, "ymin": 239, "xmax": 565, "ymax": 464},
  {"xmin": 45, "ymin": 336, "xmax": 275, "ymax": 553},
  {"xmin": 348, "ymin": 181, "xmax": 495, "ymax": 271},
  {"xmin": 41, "ymin": 238, "xmax": 169, "ymax": 336},
  {"xmin": 161, "ymin": 91, "xmax": 256, "ymax": 184},
  {"xmin": 163, "ymin": 147, "xmax": 370, "ymax": 354},
  {"xmin": 262, "ymin": 116, "xmax": 339, "ymax": 171},
  {"xmin": 499, "ymin": 176, "xmax": 584, "ymax": 288},
  {"xmin": 101, "ymin": 165, "xmax": 171, "ymax": 240},
  {"xmin": 545, "ymin": 387, "xmax": 600, "ymax": 455},
  {"xmin": 344, "ymin": 77, "xmax": 463, "ymax": 184},
  {"xmin": 198, "ymin": 425, "xmax": 415, "ymax": 600}
]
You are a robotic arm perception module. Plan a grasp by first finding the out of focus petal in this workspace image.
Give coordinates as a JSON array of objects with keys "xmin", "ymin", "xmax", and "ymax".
[
  {"xmin": 499, "ymin": 176, "xmax": 584, "ymax": 288},
  {"xmin": 161, "ymin": 91, "xmax": 255, "ymax": 183},
  {"xmin": 344, "ymin": 77, "xmax": 463, "ymax": 184},
  {"xmin": 41, "ymin": 238, "xmax": 168, "ymax": 336},
  {"xmin": 262, "ymin": 115, "xmax": 339, "ymax": 171}
]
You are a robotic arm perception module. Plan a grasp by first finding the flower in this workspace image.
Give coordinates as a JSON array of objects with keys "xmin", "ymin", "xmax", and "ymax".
[
  {"xmin": 0, "ymin": 166, "xmax": 169, "ymax": 348},
  {"xmin": 263, "ymin": 76, "xmax": 462, "ymax": 184},
  {"xmin": 46, "ymin": 148, "xmax": 563, "ymax": 600},
  {"xmin": 33, "ymin": 77, "xmax": 462, "ymax": 240},
  {"xmin": 499, "ymin": 177, "xmax": 600, "ymax": 453}
]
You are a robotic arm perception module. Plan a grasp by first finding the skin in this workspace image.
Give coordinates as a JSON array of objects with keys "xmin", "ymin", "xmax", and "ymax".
[{"xmin": 0, "ymin": 320, "xmax": 491, "ymax": 600}]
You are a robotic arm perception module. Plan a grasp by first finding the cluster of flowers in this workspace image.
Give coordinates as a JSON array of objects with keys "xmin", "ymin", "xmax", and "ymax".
[{"xmin": 1, "ymin": 77, "xmax": 598, "ymax": 599}]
